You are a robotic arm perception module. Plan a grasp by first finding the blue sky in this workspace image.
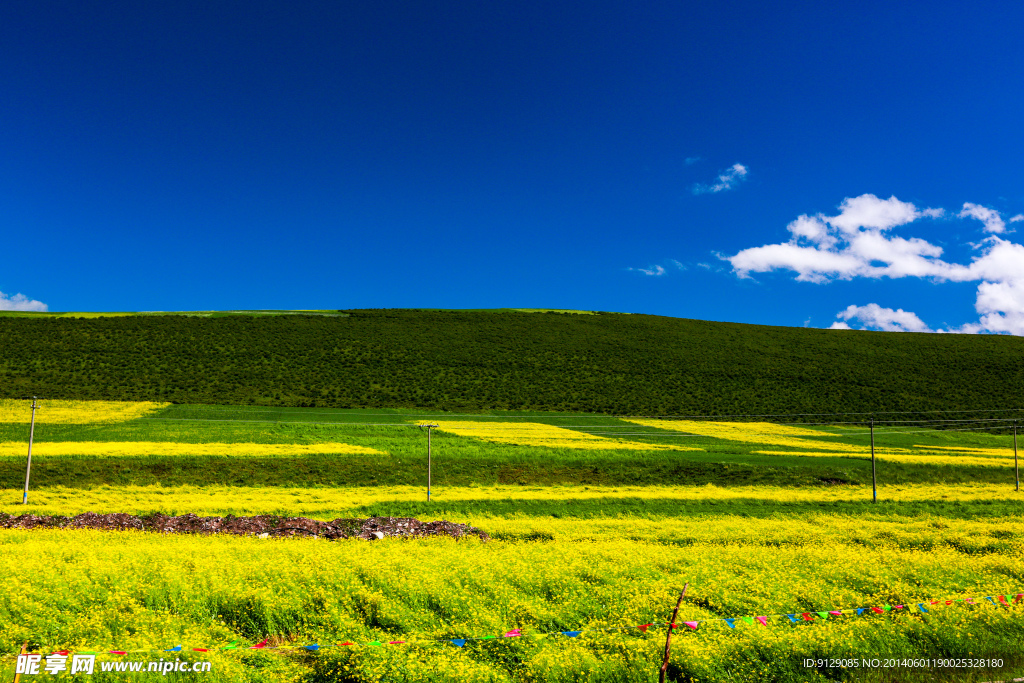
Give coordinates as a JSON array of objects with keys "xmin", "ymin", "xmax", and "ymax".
[{"xmin": 2, "ymin": 1, "xmax": 1023, "ymax": 333}]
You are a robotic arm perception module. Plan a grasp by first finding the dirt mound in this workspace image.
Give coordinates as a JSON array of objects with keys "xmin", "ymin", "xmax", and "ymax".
[{"xmin": 0, "ymin": 512, "xmax": 489, "ymax": 541}]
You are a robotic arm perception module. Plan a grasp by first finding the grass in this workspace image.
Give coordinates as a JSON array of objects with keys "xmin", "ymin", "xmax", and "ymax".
[
  {"xmin": 2, "ymin": 308, "xmax": 1023, "ymax": 415},
  {"xmin": 3, "ymin": 489, "xmax": 1024, "ymax": 682},
  {"xmin": 3, "ymin": 402, "xmax": 1024, "ymax": 681},
  {"xmin": 0, "ymin": 403, "xmax": 1020, "ymax": 489}
]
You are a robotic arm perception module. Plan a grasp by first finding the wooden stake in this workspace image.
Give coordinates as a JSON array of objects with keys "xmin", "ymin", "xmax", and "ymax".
[
  {"xmin": 659, "ymin": 583, "xmax": 688, "ymax": 683},
  {"xmin": 13, "ymin": 641, "xmax": 27, "ymax": 683}
]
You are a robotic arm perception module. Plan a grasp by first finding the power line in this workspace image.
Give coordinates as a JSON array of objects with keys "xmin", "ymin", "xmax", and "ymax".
[{"xmin": 146, "ymin": 406, "xmax": 1024, "ymax": 420}]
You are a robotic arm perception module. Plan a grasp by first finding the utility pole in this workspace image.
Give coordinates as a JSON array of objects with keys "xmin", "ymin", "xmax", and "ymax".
[
  {"xmin": 23, "ymin": 397, "xmax": 38, "ymax": 505},
  {"xmin": 1007, "ymin": 419, "xmax": 1015, "ymax": 493},
  {"xmin": 870, "ymin": 417, "xmax": 877, "ymax": 504},
  {"xmin": 421, "ymin": 424, "xmax": 438, "ymax": 502}
]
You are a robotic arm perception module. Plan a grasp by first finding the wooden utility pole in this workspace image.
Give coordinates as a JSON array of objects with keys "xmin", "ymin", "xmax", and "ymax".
[
  {"xmin": 22, "ymin": 398, "xmax": 38, "ymax": 505},
  {"xmin": 1007, "ymin": 419, "xmax": 1015, "ymax": 493},
  {"xmin": 870, "ymin": 417, "xmax": 877, "ymax": 503},
  {"xmin": 659, "ymin": 583, "xmax": 688, "ymax": 683},
  {"xmin": 421, "ymin": 424, "xmax": 438, "ymax": 501}
]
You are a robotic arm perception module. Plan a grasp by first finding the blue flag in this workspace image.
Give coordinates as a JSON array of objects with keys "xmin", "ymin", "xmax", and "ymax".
[
  {"xmin": 724, "ymin": 619, "xmax": 736, "ymax": 629},
  {"xmin": 917, "ymin": 604, "xmax": 929, "ymax": 613},
  {"xmin": 786, "ymin": 614, "xmax": 798, "ymax": 623},
  {"xmin": 450, "ymin": 640, "xmax": 467, "ymax": 648},
  {"xmin": 304, "ymin": 645, "xmax": 319, "ymax": 651},
  {"xmin": 164, "ymin": 646, "xmax": 182, "ymax": 653},
  {"xmin": 562, "ymin": 631, "xmax": 582, "ymax": 638}
]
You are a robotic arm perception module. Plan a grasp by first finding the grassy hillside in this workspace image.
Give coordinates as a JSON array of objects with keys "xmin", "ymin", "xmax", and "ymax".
[{"xmin": 1, "ymin": 309, "xmax": 1022, "ymax": 415}]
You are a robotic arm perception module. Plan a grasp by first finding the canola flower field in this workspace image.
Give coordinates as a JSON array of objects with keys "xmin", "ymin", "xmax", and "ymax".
[{"xmin": 2, "ymin": 400, "xmax": 1024, "ymax": 682}]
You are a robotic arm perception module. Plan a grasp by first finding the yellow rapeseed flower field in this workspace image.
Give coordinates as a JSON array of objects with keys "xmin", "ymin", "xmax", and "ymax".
[
  {"xmin": 0, "ymin": 399, "xmax": 169, "ymax": 424},
  {"xmin": 0, "ymin": 441, "xmax": 383, "ymax": 458},
  {"xmin": 430, "ymin": 421, "xmax": 700, "ymax": 451},
  {"xmin": 751, "ymin": 450, "xmax": 1010, "ymax": 467},
  {"xmin": 5, "ymin": 482, "xmax": 1023, "ymax": 518},
  {"xmin": 2, "ymin": 524, "xmax": 1022, "ymax": 683},
  {"xmin": 921, "ymin": 445, "xmax": 1021, "ymax": 458},
  {"xmin": 624, "ymin": 419, "xmax": 867, "ymax": 453}
]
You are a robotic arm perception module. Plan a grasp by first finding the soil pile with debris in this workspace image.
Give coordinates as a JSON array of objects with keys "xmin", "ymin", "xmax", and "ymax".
[{"xmin": 0, "ymin": 512, "xmax": 489, "ymax": 541}]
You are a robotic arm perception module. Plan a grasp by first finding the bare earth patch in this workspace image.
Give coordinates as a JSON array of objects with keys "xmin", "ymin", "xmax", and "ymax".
[{"xmin": 0, "ymin": 512, "xmax": 490, "ymax": 541}]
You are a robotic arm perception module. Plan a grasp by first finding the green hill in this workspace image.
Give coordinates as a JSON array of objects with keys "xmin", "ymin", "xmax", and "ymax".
[{"xmin": 1, "ymin": 308, "xmax": 1022, "ymax": 415}]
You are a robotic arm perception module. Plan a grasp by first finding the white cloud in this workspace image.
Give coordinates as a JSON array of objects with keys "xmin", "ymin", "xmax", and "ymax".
[
  {"xmin": 959, "ymin": 202, "xmax": 1006, "ymax": 234},
  {"xmin": 835, "ymin": 303, "xmax": 932, "ymax": 333},
  {"xmin": 828, "ymin": 194, "xmax": 922, "ymax": 233},
  {"xmin": 0, "ymin": 291, "xmax": 48, "ymax": 312},
  {"xmin": 1010, "ymin": 214, "xmax": 1024, "ymax": 224},
  {"xmin": 693, "ymin": 163, "xmax": 748, "ymax": 194},
  {"xmin": 724, "ymin": 195, "xmax": 1024, "ymax": 335},
  {"xmin": 629, "ymin": 260, "xmax": 689, "ymax": 276},
  {"xmin": 829, "ymin": 321, "xmax": 852, "ymax": 330},
  {"xmin": 728, "ymin": 194, "xmax": 958, "ymax": 283},
  {"xmin": 630, "ymin": 265, "xmax": 666, "ymax": 276}
]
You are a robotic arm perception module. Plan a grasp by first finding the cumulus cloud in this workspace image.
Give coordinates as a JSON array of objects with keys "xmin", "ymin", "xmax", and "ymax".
[
  {"xmin": 724, "ymin": 194, "xmax": 1024, "ymax": 335},
  {"xmin": 728, "ymin": 194, "xmax": 956, "ymax": 283},
  {"xmin": 0, "ymin": 291, "xmax": 48, "ymax": 312},
  {"xmin": 835, "ymin": 303, "xmax": 932, "ymax": 332},
  {"xmin": 693, "ymin": 163, "xmax": 748, "ymax": 194},
  {"xmin": 960, "ymin": 202, "xmax": 1007, "ymax": 234}
]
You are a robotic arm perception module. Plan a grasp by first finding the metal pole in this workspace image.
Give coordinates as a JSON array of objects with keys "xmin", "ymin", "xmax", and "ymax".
[
  {"xmin": 427, "ymin": 425, "xmax": 432, "ymax": 502},
  {"xmin": 870, "ymin": 417, "xmax": 877, "ymax": 503},
  {"xmin": 1015, "ymin": 420, "xmax": 1019, "ymax": 493},
  {"xmin": 23, "ymin": 398, "xmax": 38, "ymax": 505}
]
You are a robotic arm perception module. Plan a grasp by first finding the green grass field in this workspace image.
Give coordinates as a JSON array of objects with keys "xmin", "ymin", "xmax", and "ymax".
[
  {"xmin": 3, "ymin": 401, "xmax": 1024, "ymax": 682},
  {"xmin": 3, "ymin": 309, "xmax": 1023, "ymax": 416}
]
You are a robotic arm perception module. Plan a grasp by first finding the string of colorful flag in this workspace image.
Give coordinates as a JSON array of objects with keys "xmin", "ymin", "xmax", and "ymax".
[{"xmin": 7, "ymin": 590, "xmax": 1021, "ymax": 659}]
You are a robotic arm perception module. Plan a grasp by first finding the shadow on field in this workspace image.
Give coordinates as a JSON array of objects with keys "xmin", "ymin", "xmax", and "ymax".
[
  {"xmin": 349, "ymin": 496, "xmax": 1024, "ymax": 521},
  {"xmin": 1, "ymin": 453, "xmax": 1016, "ymax": 489}
]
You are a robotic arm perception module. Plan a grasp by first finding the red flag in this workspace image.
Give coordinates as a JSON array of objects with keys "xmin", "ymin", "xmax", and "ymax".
[
  {"xmin": 109, "ymin": 651, "xmax": 127, "ymax": 656},
  {"xmin": 249, "ymin": 640, "xmax": 268, "ymax": 649},
  {"xmin": 998, "ymin": 595, "xmax": 1008, "ymax": 605},
  {"xmin": 637, "ymin": 624, "xmax": 652, "ymax": 633},
  {"xmin": 192, "ymin": 649, "xmax": 208, "ymax": 653},
  {"xmin": 388, "ymin": 641, "xmax": 406, "ymax": 645},
  {"xmin": 801, "ymin": 613, "xmax": 813, "ymax": 621},
  {"xmin": 871, "ymin": 607, "xmax": 884, "ymax": 614}
]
